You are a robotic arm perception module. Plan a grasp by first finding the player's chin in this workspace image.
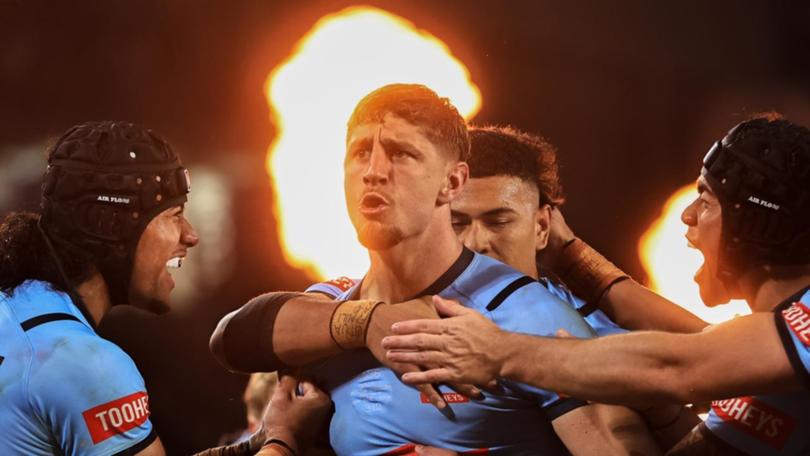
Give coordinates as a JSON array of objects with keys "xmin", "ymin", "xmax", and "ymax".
[
  {"xmin": 358, "ymin": 223, "xmax": 403, "ymax": 251},
  {"xmin": 696, "ymin": 268, "xmax": 730, "ymax": 307}
]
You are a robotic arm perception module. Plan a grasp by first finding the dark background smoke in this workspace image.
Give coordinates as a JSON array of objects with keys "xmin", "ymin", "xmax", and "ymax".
[{"xmin": 2, "ymin": 1, "xmax": 809, "ymax": 453}]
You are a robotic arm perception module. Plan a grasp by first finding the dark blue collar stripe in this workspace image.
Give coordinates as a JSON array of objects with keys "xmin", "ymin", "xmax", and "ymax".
[{"xmin": 20, "ymin": 312, "xmax": 81, "ymax": 331}]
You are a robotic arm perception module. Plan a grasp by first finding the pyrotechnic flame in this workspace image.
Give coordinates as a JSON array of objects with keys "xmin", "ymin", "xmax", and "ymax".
[
  {"xmin": 265, "ymin": 6, "xmax": 481, "ymax": 280},
  {"xmin": 639, "ymin": 184, "xmax": 749, "ymax": 324}
]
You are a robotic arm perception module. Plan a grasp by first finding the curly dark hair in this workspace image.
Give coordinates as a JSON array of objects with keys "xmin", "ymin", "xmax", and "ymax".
[
  {"xmin": 347, "ymin": 83, "xmax": 470, "ymax": 162},
  {"xmin": 0, "ymin": 212, "xmax": 96, "ymax": 295},
  {"xmin": 468, "ymin": 125, "xmax": 565, "ymax": 207}
]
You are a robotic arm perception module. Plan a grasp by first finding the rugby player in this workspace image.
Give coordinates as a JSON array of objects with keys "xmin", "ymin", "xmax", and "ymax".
[
  {"xmin": 312, "ymin": 125, "xmax": 703, "ymax": 450},
  {"xmin": 384, "ymin": 115, "xmax": 810, "ymax": 454},
  {"xmin": 0, "ymin": 121, "xmax": 326, "ymax": 456},
  {"xmin": 211, "ymin": 84, "xmax": 660, "ymax": 454}
]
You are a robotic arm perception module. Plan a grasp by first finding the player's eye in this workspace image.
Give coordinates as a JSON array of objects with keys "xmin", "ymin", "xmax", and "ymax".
[
  {"xmin": 390, "ymin": 148, "xmax": 412, "ymax": 159},
  {"xmin": 451, "ymin": 218, "xmax": 470, "ymax": 231},
  {"xmin": 353, "ymin": 148, "xmax": 370, "ymax": 160},
  {"xmin": 486, "ymin": 218, "xmax": 511, "ymax": 229}
]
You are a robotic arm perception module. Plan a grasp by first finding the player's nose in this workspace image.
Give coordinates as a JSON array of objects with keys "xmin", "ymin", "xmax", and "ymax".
[
  {"xmin": 681, "ymin": 199, "xmax": 697, "ymax": 227},
  {"xmin": 362, "ymin": 145, "xmax": 390, "ymax": 186},
  {"xmin": 461, "ymin": 222, "xmax": 490, "ymax": 254},
  {"xmin": 181, "ymin": 217, "xmax": 200, "ymax": 248}
]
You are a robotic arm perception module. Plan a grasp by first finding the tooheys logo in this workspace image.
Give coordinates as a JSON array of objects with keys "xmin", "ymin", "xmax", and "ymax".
[
  {"xmin": 711, "ymin": 396, "xmax": 796, "ymax": 449},
  {"xmin": 82, "ymin": 392, "xmax": 150, "ymax": 444},
  {"xmin": 419, "ymin": 392, "xmax": 469, "ymax": 404},
  {"xmin": 782, "ymin": 301, "xmax": 810, "ymax": 346}
]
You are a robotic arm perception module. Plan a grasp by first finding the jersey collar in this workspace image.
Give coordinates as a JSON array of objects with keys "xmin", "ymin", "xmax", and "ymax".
[{"xmin": 346, "ymin": 247, "xmax": 475, "ymax": 301}]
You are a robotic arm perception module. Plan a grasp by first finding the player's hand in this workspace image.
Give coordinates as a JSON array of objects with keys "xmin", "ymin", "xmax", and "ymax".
[
  {"xmin": 257, "ymin": 374, "xmax": 331, "ymax": 455},
  {"xmin": 537, "ymin": 206, "xmax": 576, "ymax": 272},
  {"xmin": 382, "ymin": 295, "xmax": 506, "ymax": 386},
  {"xmin": 366, "ymin": 296, "xmax": 481, "ymax": 411}
]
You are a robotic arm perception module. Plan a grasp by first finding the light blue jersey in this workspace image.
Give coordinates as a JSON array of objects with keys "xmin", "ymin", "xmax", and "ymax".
[
  {"xmin": 306, "ymin": 276, "xmax": 359, "ymax": 299},
  {"xmin": 0, "ymin": 280, "xmax": 156, "ymax": 455},
  {"xmin": 699, "ymin": 286, "xmax": 810, "ymax": 455},
  {"xmin": 541, "ymin": 278, "xmax": 627, "ymax": 337},
  {"xmin": 308, "ymin": 275, "xmax": 626, "ymax": 338},
  {"xmin": 307, "ymin": 249, "xmax": 596, "ymax": 455}
]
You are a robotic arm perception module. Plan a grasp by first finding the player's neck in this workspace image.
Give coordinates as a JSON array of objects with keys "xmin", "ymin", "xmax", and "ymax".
[
  {"xmin": 739, "ymin": 265, "xmax": 810, "ymax": 312},
  {"xmin": 363, "ymin": 219, "xmax": 463, "ymax": 303},
  {"xmin": 75, "ymin": 272, "xmax": 113, "ymax": 325}
]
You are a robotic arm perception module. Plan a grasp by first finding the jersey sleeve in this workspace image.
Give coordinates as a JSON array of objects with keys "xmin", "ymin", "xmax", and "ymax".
[
  {"xmin": 27, "ymin": 334, "xmax": 156, "ymax": 456},
  {"xmin": 305, "ymin": 276, "xmax": 359, "ymax": 299},
  {"xmin": 486, "ymin": 281, "xmax": 594, "ymax": 420},
  {"xmin": 543, "ymin": 280, "xmax": 627, "ymax": 337},
  {"xmin": 776, "ymin": 300, "xmax": 810, "ymax": 389}
]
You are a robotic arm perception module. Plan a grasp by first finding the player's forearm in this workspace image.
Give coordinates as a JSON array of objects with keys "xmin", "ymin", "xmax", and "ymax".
[
  {"xmin": 497, "ymin": 331, "xmax": 695, "ymax": 406},
  {"xmin": 272, "ymin": 295, "xmax": 342, "ymax": 365},
  {"xmin": 499, "ymin": 313, "xmax": 799, "ymax": 405},
  {"xmin": 598, "ymin": 280, "xmax": 708, "ymax": 333},
  {"xmin": 210, "ymin": 292, "xmax": 341, "ymax": 372}
]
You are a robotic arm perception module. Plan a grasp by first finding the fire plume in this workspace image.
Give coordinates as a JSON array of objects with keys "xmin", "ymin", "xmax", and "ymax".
[
  {"xmin": 265, "ymin": 6, "xmax": 481, "ymax": 280},
  {"xmin": 639, "ymin": 184, "xmax": 749, "ymax": 323}
]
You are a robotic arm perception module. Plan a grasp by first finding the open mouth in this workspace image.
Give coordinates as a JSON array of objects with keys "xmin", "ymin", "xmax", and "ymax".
[
  {"xmin": 166, "ymin": 257, "xmax": 183, "ymax": 269},
  {"xmin": 360, "ymin": 193, "xmax": 389, "ymax": 213}
]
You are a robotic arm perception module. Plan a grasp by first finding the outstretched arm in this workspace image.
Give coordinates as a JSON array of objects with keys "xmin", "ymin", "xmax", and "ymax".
[
  {"xmin": 384, "ymin": 297, "xmax": 800, "ymax": 406},
  {"xmin": 598, "ymin": 279, "xmax": 708, "ymax": 333},
  {"xmin": 210, "ymin": 291, "xmax": 479, "ymax": 409},
  {"xmin": 539, "ymin": 207, "xmax": 707, "ymax": 333}
]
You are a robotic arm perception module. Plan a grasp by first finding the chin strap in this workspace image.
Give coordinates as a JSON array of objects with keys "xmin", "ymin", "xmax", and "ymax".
[{"xmin": 37, "ymin": 218, "xmax": 97, "ymax": 330}]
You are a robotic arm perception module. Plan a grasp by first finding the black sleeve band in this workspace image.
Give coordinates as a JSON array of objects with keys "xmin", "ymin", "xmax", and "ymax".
[
  {"xmin": 774, "ymin": 309, "xmax": 810, "ymax": 390},
  {"xmin": 214, "ymin": 291, "xmax": 305, "ymax": 373},
  {"xmin": 112, "ymin": 429, "xmax": 158, "ymax": 456},
  {"xmin": 544, "ymin": 396, "xmax": 588, "ymax": 421}
]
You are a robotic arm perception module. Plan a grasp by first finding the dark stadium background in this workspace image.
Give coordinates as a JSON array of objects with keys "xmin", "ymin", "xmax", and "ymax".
[{"xmin": 1, "ymin": 1, "xmax": 809, "ymax": 453}]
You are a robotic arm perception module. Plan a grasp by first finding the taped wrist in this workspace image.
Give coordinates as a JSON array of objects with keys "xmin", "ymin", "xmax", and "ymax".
[
  {"xmin": 329, "ymin": 299, "xmax": 384, "ymax": 349},
  {"xmin": 555, "ymin": 238, "xmax": 629, "ymax": 305},
  {"xmin": 217, "ymin": 292, "xmax": 304, "ymax": 373}
]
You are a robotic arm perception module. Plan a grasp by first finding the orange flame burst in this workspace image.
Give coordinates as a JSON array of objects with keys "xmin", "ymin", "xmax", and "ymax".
[
  {"xmin": 264, "ymin": 6, "xmax": 481, "ymax": 280},
  {"xmin": 639, "ymin": 184, "xmax": 750, "ymax": 323}
]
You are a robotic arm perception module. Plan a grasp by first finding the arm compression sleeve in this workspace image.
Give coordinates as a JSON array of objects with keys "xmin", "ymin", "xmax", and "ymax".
[{"xmin": 210, "ymin": 292, "xmax": 304, "ymax": 373}]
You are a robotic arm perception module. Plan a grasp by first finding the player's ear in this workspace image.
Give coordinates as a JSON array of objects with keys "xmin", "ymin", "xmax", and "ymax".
[
  {"xmin": 438, "ymin": 161, "xmax": 468, "ymax": 205},
  {"xmin": 535, "ymin": 203, "xmax": 551, "ymax": 250}
]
